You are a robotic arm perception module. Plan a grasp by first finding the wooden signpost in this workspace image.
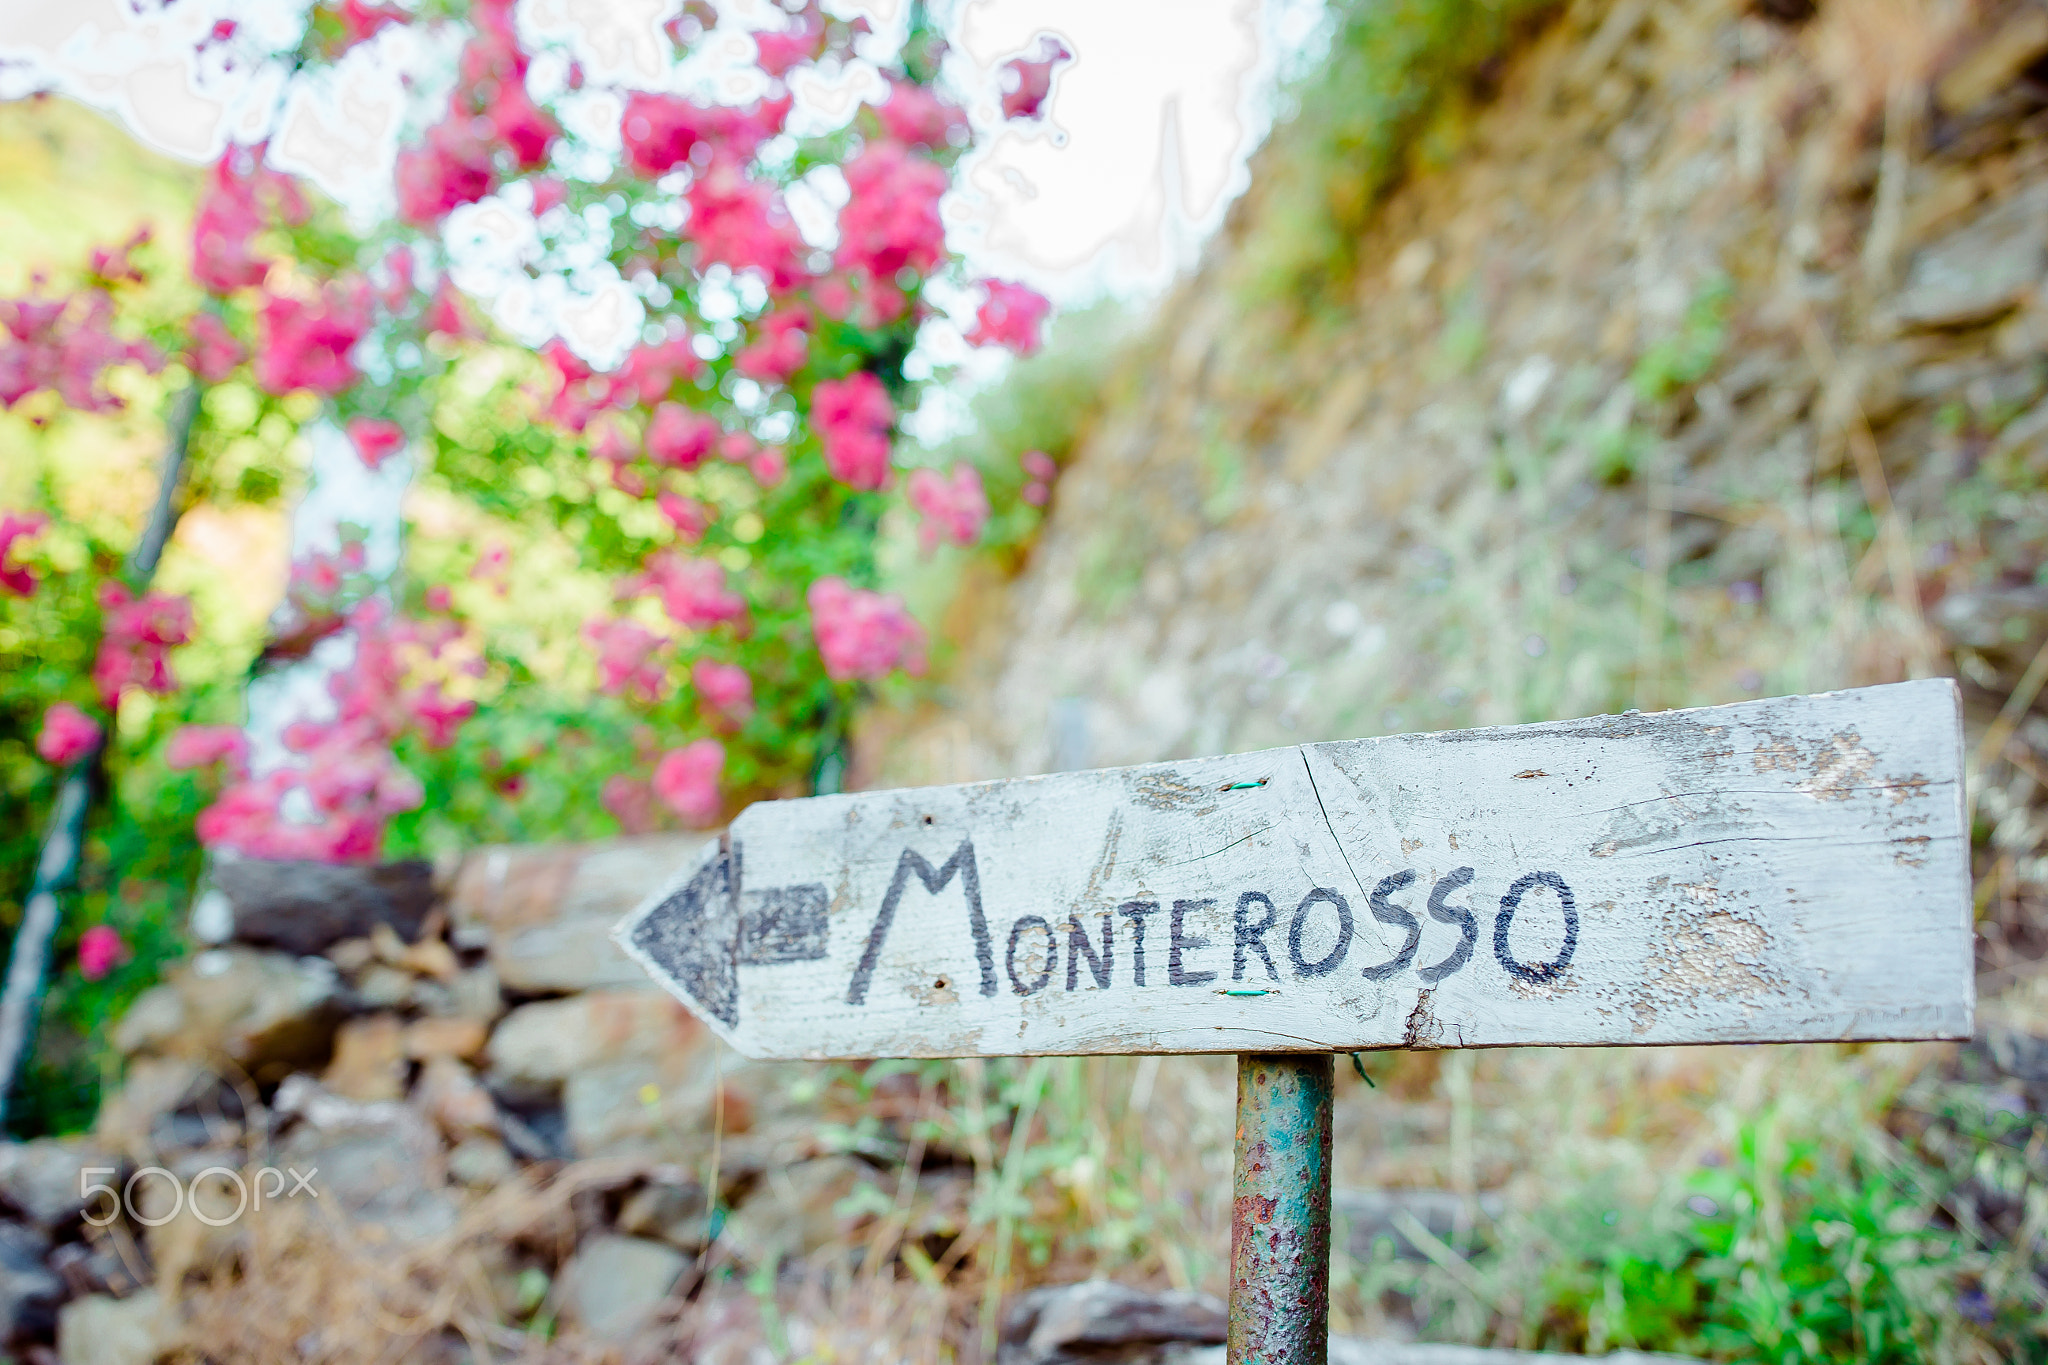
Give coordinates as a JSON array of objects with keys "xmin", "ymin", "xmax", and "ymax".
[{"xmin": 617, "ymin": 679, "xmax": 1973, "ymax": 1364}]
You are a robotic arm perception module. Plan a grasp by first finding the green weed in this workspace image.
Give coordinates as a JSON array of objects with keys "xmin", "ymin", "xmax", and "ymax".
[{"xmin": 1231, "ymin": 0, "xmax": 1565, "ymax": 315}]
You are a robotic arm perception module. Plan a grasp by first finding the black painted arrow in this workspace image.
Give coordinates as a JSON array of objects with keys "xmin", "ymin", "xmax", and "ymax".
[{"xmin": 628, "ymin": 839, "xmax": 828, "ymax": 1027}]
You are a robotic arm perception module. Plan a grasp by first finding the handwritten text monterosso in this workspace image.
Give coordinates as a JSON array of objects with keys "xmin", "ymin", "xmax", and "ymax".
[{"xmin": 845, "ymin": 839, "xmax": 1579, "ymax": 1005}]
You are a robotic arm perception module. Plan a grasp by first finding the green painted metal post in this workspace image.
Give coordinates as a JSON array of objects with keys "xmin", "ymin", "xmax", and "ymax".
[{"xmin": 1230, "ymin": 1053, "xmax": 1334, "ymax": 1365}]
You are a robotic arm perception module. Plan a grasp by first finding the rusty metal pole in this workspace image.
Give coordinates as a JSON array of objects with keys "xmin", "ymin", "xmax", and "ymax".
[{"xmin": 1230, "ymin": 1053, "xmax": 1333, "ymax": 1365}]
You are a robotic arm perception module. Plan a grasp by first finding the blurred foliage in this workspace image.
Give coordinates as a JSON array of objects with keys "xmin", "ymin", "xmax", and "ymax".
[
  {"xmin": 1229, "ymin": 0, "xmax": 1565, "ymax": 319},
  {"xmin": 909, "ymin": 302, "xmax": 1135, "ymax": 556},
  {"xmin": 1334, "ymin": 1054, "xmax": 2048, "ymax": 1362}
]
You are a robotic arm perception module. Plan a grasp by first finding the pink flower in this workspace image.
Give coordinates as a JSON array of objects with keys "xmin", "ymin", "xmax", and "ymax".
[
  {"xmin": 394, "ymin": 120, "xmax": 496, "ymax": 226},
  {"xmin": 1001, "ymin": 37, "xmax": 1071, "ymax": 121},
  {"xmin": 908, "ymin": 464, "xmax": 989, "ymax": 550},
  {"xmin": 589, "ymin": 419, "xmax": 635, "ymax": 465},
  {"xmin": 620, "ymin": 92, "xmax": 716, "ymax": 176},
  {"xmin": 0, "ymin": 291, "xmax": 163, "ymax": 413},
  {"xmin": 36, "ymin": 703, "xmax": 102, "ymax": 766},
  {"xmin": 199, "ymin": 777, "xmax": 386, "ymax": 862},
  {"xmin": 0, "ymin": 512, "xmax": 45, "ymax": 597},
  {"xmin": 191, "ymin": 603, "xmax": 458, "ymax": 864},
  {"xmin": 653, "ymin": 739, "xmax": 724, "ymax": 825},
  {"xmin": 807, "ymin": 576, "xmax": 926, "ymax": 681},
  {"xmin": 88, "ymin": 227, "xmax": 150, "ymax": 287},
  {"xmin": 530, "ymin": 176, "xmax": 567, "ymax": 216},
  {"xmin": 736, "ymin": 307, "xmax": 809, "ymax": 383},
  {"xmin": 1021, "ymin": 448, "xmax": 1057, "ymax": 505},
  {"xmin": 407, "ymin": 683, "xmax": 475, "ymax": 748},
  {"xmin": 195, "ymin": 772, "xmax": 294, "ymax": 857},
  {"xmin": 332, "ymin": 0, "xmax": 407, "ymax": 52},
  {"xmin": 196, "ymin": 773, "xmax": 297, "ymax": 858},
  {"xmin": 93, "ymin": 584, "xmax": 193, "ymax": 707},
  {"xmin": 611, "ymin": 332, "xmax": 700, "ymax": 408},
  {"xmin": 751, "ymin": 11, "xmax": 824, "ymax": 78},
  {"xmin": 610, "ymin": 462, "xmax": 650, "ymax": 497},
  {"xmin": 686, "ymin": 165, "xmax": 809, "ymax": 291},
  {"xmin": 377, "ymin": 245, "xmax": 415, "ymax": 312},
  {"xmin": 602, "ymin": 774, "xmax": 655, "ymax": 833},
  {"xmin": 254, "ymin": 284, "xmax": 370, "ymax": 396},
  {"xmin": 632, "ymin": 552, "xmax": 746, "ymax": 631},
  {"xmin": 290, "ymin": 717, "xmax": 422, "ymax": 817},
  {"xmin": 192, "ymin": 149, "xmax": 271, "ymax": 294},
  {"xmin": 693, "ymin": 659, "xmax": 754, "ymax": 723},
  {"xmin": 657, "ymin": 492, "xmax": 711, "ymax": 541},
  {"xmin": 835, "ymin": 142, "xmax": 948, "ymax": 285},
  {"xmin": 541, "ymin": 339, "xmax": 607, "ymax": 432},
  {"xmin": 485, "ymin": 78, "xmax": 558, "ymax": 171},
  {"xmin": 965, "ymin": 280, "xmax": 1051, "ymax": 356},
  {"xmin": 166, "ymin": 724, "xmax": 249, "ymax": 774},
  {"xmin": 619, "ymin": 93, "xmax": 787, "ymax": 177},
  {"xmin": 346, "ymin": 417, "xmax": 407, "ymax": 470},
  {"xmin": 76, "ymin": 925, "xmax": 127, "ymax": 981},
  {"xmin": 645, "ymin": 402, "xmax": 721, "ymax": 470},
  {"xmin": 186, "ymin": 313, "xmax": 247, "ymax": 383},
  {"xmin": 874, "ymin": 80, "xmax": 968, "ymax": 149},
  {"xmin": 586, "ymin": 616, "xmax": 667, "ymax": 701},
  {"xmin": 423, "ymin": 279, "xmax": 475, "ymax": 339},
  {"xmin": 750, "ymin": 445, "xmax": 787, "ymax": 486},
  {"xmin": 811, "ymin": 372, "xmax": 894, "ymax": 490}
]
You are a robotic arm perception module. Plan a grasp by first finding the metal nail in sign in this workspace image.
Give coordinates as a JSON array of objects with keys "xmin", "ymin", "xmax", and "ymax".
[{"xmin": 616, "ymin": 680, "xmax": 1973, "ymax": 1061}]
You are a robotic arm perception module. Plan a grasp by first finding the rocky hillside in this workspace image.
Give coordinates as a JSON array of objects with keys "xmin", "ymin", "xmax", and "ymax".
[{"xmin": 880, "ymin": 0, "xmax": 2048, "ymax": 988}]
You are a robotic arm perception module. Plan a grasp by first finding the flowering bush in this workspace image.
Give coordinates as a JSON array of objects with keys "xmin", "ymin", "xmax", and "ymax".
[
  {"xmin": 0, "ymin": 0, "xmax": 1064, "ymax": 1128},
  {"xmin": 75, "ymin": 927, "xmax": 127, "ymax": 983},
  {"xmin": 35, "ymin": 705, "xmax": 102, "ymax": 768},
  {"xmin": 812, "ymin": 372, "xmax": 898, "ymax": 491},
  {"xmin": 809, "ymin": 577, "xmax": 927, "ymax": 681}
]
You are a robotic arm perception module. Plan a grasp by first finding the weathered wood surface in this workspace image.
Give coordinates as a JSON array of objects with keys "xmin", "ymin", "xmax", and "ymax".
[{"xmin": 615, "ymin": 681, "xmax": 1971, "ymax": 1060}]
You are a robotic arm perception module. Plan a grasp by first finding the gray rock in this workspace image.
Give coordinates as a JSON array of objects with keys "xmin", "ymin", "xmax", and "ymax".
[
  {"xmin": 0, "ymin": 1221, "xmax": 62, "ymax": 1342},
  {"xmin": 561, "ymin": 1059, "xmax": 693, "ymax": 1160},
  {"xmin": 1932, "ymin": 584, "xmax": 2048, "ymax": 659},
  {"xmin": 93, "ymin": 1058, "xmax": 209, "ymax": 1160},
  {"xmin": 48, "ymin": 1240, "xmax": 145, "ymax": 1301},
  {"xmin": 555, "ymin": 1234, "xmax": 687, "ymax": 1340},
  {"xmin": 273, "ymin": 1077, "xmax": 457, "ymax": 1244},
  {"xmin": 1980, "ymin": 1026, "xmax": 2048, "ymax": 1082},
  {"xmin": 719, "ymin": 1156, "xmax": 872, "ymax": 1261},
  {"xmin": 57, "ymin": 1289, "xmax": 182, "ymax": 1365},
  {"xmin": 449, "ymin": 838, "xmax": 703, "ymax": 992},
  {"xmin": 111, "ymin": 949, "xmax": 340, "ymax": 1082},
  {"xmin": 1337, "ymin": 1188, "xmax": 1504, "ymax": 1262},
  {"xmin": 108, "ymin": 988, "xmax": 185, "ymax": 1060},
  {"xmin": 446, "ymin": 1136, "xmax": 516, "ymax": 1189},
  {"xmin": 486, "ymin": 989, "xmax": 701, "ymax": 1095},
  {"xmin": 212, "ymin": 858, "xmax": 436, "ymax": 956},
  {"xmin": 1000, "ymin": 1280, "xmax": 1227, "ymax": 1365},
  {"xmin": 495, "ymin": 1105, "xmax": 569, "ymax": 1163},
  {"xmin": 617, "ymin": 1178, "xmax": 711, "ymax": 1250},
  {"xmin": 0, "ymin": 1138, "xmax": 117, "ymax": 1229},
  {"xmin": 1893, "ymin": 183, "xmax": 2048, "ymax": 330}
]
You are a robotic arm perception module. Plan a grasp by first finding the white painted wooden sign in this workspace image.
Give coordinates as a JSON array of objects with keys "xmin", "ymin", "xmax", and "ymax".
[{"xmin": 615, "ymin": 680, "xmax": 1972, "ymax": 1059}]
